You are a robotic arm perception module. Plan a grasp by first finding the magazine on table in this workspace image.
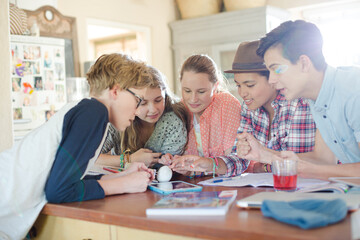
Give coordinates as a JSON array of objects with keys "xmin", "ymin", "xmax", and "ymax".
[{"xmin": 146, "ymin": 190, "xmax": 237, "ymax": 216}]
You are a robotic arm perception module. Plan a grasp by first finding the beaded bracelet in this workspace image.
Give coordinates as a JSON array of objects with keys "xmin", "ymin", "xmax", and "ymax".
[
  {"xmin": 119, "ymin": 154, "xmax": 125, "ymax": 168},
  {"xmin": 186, "ymin": 171, "xmax": 205, "ymax": 179},
  {"xmin": 119, "ymin": 149, "xmax": 131, "ymax": 168},
  {"xmin": 263, "ymin": 164, "xmax": 272, "ymax": 173}
]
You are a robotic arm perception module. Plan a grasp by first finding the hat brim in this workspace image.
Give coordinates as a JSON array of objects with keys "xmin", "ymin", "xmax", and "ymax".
[{"xmin": 224, "ymin": 67, "xmax": 268, "ymax": 74}]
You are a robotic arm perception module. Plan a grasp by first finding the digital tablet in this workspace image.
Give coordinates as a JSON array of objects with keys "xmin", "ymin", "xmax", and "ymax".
[
  {"xmin": 329, "ymin": 177, "xmax": 360, "ymax": 187},
  {"xmin": 148, "ymin": 181, "xmax": 203, "ymax": 195}
]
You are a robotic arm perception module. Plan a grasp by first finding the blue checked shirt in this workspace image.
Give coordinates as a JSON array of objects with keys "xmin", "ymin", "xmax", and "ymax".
[
  {"xmin": 218, "ymin": 93, "xmax": 316, "ymax": 177},
  {"xmin": 308, "ymin": 66, "xmax": 360, "ymax": 163}
]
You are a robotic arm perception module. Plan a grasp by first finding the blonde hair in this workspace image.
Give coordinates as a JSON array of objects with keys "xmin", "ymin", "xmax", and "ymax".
[
  {"xmin": 179, "ymin": 54, "xmax": 228, "ymax": 92},
  {"xmin": 86, "ymin": 53, "xmax": 150, "ymax": 96},
  {"xmin": 121, "ymin": 65, "xmax": 190, "ymax": 153}
]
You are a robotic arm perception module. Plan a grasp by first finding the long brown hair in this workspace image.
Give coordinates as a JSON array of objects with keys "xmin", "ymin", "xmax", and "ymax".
[
  {"xmin": 179, "ymin": 54, "xmax": 228, "ymax": 92},
  {"xmin": 121, "ymin": 65, "xmax": 190, "ymax": 153}
]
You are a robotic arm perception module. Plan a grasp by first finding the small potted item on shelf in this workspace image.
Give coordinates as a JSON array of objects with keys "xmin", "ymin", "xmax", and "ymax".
[
  {"xmin": 224, "ymin": 0, "xmax": 267, "ymax": 12},
  {"xmin": 9, "ymin": 3, "xmax": 28, "ymax": 35},
  {"xmin": 175, "ymin": 0, "xmax": 223, "ymax": 19}
]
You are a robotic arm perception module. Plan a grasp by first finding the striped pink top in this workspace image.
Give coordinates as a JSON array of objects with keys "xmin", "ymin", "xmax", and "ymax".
[{"xmin": 185, "ymin": 92, "xmax": 241, "ymax": 157}]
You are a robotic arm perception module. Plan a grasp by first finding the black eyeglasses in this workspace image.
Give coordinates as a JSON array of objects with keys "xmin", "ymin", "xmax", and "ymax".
[{"xmin": 126, "ymin": 89, "xmax": 143, "ymax": 108}]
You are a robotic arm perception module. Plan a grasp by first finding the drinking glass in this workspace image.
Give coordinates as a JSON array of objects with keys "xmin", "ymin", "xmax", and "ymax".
[{"xmin": 272, "ymin": 159, "xmax": 297, "ymax": 191}]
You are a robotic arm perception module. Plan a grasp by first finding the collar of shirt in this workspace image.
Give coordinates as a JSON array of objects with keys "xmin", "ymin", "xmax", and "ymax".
[
  {"xmin": 311, "ymin": 65, "xmax": 336, "ymax": 112},
  {"xmin": 270, "ymin": 92, "xmax": 287, "ymax": 110}
]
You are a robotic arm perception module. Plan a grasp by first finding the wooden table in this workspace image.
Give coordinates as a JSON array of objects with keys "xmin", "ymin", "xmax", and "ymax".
[{"xmin": 33, "ymin": 176, "xmax": 353, "ymax": 240}]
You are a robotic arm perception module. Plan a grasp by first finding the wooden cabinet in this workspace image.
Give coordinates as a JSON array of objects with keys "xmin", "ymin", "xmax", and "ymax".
[
  {"xmin": 34, "ymin": 215, "xmax": 112, "ymax": 240},
  {"xmin": 169, "ymin": 6, "xmax": 290, "ymax": 97},
  {"xmin": 33, "ymin": 214, "xmax": 200, "ymax": 240}
]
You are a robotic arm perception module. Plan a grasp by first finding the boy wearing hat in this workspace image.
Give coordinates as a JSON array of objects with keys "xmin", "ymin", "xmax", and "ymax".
[
  {"xmin": 219, "ymin": 40, "xmax": 328, "ymax": 176},
  {"xmin": 254, "ymin": 20, "xmax": 360, "ymax": 179}
]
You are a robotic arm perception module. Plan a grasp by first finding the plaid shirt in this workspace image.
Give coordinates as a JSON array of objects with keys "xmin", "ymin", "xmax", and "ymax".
[{"xmin": 218, "ymin": 93, "xmax": 316, "ymax": 177}]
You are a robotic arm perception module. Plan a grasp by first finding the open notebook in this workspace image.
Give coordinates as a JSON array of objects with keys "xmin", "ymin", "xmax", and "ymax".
[
  {"xmin": 198, "ymin": 173, "xmax": 350, "ymax": 193},
  {"xmin": 329, "ymin": 177, "xmax": 360, "ymax": 187}
]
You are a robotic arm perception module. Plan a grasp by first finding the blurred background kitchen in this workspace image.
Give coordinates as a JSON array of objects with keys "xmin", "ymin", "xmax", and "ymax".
[{"xmin": 1, "ymin": 0, "xmax": 360, "ymax": 151}]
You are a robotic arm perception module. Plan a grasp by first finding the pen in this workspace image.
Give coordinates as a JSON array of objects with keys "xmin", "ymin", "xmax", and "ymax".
[
  {"xmin": 212, "ymin": 178, "xmax": 232, "ymax": 183},
  {"xmin": 103, "ymin": 167, "xmax": 120, "ymax": 173}
]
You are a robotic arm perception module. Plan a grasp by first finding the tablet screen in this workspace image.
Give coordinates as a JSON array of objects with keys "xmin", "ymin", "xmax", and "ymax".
[
  {"xmin": 148, "ymin": 181, "xmax": 202, "ymax": 194},
  {"xmin": 150, "ymin": 181, "xmax": 198, "ymax": 190}
]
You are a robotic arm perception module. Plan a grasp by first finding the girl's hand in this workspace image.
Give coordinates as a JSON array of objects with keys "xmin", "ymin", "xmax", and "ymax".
[
  {"xmin": 170, "ymin": 155, "xmax": 212, "ymax": 172},
  {"xmin": 159, "ymin": 153, "xmax": 174, "ymax": 166},
  {"xmin": 131, "ymin": 148, "xmax": 162, "ymax": 166}
]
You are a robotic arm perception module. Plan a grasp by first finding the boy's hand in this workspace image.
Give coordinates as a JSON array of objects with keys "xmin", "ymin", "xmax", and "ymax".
[
  {"xmin": 131, "ymin": 148, "xmax": 162, "ymax": 166},
  {"xmin": 236, "ymin": 132, "xmax": 266, "ymax": 162},
  {"xmin": 120, "ymin": 171, "xmax": 153, "ymax": 193},
  {"xmin": 124, "ymin": 162, "xmax": 155, "ymax": 180},
  {"xmin": 98, "ymin": 163, "xmax": 154, "ymax": 195}
]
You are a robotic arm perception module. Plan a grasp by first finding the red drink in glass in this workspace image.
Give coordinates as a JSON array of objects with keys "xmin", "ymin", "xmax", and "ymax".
[{"xmin": 273, "ymin": 174, "xmax": 297, "ymax": 191}]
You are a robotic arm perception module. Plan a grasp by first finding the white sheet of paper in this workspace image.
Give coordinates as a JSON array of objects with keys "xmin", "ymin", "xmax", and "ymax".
[{"xmin": 352, "ymin": 210, "xmax": 360, "ymax": 240}]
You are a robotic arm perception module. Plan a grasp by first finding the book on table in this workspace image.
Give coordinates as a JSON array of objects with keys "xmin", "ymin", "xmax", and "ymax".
[{"xmin": 146, "ymin": 190, "xmax": 237, "ymax": 216}]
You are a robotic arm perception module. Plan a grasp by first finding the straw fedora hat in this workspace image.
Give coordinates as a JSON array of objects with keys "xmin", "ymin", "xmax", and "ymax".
[{"xmin": 224, "ymin": 40, "xmax": 267, "ymax": 73}]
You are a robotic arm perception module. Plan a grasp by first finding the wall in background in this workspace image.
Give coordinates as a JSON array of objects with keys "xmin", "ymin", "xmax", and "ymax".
[
  {"xmin": 9, "ymin": 0, "xmax": 356, "ymax": 93},
  {"xmin": 268, "ymin": 0, "xmax": 350, "ymax": 9},
  {"xmin": 9, "ymin": 0, "xmax": 57, "ymax": 10},
  {"xmin": 11, "ymin": 0, "xmax": 177, "ymax": 90},
  {"xmin": 2, "ymin": 0, "xmax": 358, "ymax": 150},
  {"xmin": 58, "ymin": 0, "xmax": 177, "ymax": 90}
]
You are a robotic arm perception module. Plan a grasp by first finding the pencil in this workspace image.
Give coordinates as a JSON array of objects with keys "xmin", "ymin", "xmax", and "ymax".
[
  {"xmin": 103, "ymin": 167, "xmax": 119, "ymax": 173},
  {"xmin": 106, "ymin": 166, "xmax": 124, "ymax": 171}
]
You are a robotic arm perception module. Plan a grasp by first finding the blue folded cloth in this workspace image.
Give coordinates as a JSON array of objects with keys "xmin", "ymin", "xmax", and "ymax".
[{"xmin": 261, "ymin": 198, "xmax": 347, "ymax": 229}]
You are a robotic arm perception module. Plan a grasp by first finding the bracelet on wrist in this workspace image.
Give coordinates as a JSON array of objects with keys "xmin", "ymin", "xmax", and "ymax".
[
  {"xmin": 120, "ymin": 149, "xmax": 131, "ymax": 168},
  {"xmin": 124, "ymin": 149, "xmax": 131, "ymax": 164},
  {"xmin": 263, "ymin": 164, "xmax": 272, "ymax": 173},
  {"xmin": 119, "ymin": 154, "xmax": 125, "ymax": 168}
]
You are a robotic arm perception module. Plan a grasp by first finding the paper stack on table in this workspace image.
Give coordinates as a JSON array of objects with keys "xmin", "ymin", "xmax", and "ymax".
[{"xmin": 198, "ymin": 173, "xmax": 349, "ymax": 193}]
